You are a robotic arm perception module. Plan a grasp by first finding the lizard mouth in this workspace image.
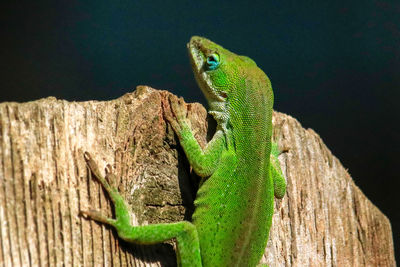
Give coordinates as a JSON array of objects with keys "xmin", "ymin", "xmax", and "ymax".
[
  {"xmin": 187, "ymin": 36, "xmax": 203, "ymax": 74},
  {"xmin": 187, "ymin": 36, "xmax": 226, "ymax": 103}
]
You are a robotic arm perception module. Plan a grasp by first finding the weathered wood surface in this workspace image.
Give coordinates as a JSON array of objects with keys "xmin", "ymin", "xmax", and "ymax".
[{"xmin": 0, "ymin": 86, "xmax": 395, "ymax": 266}]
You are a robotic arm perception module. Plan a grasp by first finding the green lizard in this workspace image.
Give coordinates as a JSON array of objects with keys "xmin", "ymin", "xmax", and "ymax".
[{"xmin": 81, "ymin": 36, "xmax": 286, "ymax": 267}]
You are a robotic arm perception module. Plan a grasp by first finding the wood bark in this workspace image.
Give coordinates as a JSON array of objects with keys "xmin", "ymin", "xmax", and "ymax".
[{"xmin": 0, "ymin": 86, "xmax": 395, "ymax": 266}]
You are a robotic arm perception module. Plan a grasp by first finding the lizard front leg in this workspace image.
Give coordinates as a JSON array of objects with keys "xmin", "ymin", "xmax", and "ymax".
[
  {"xmin": 164, "ymin": 94, "xmax": 226, "ymax": 178},
  {"xmin": 270, "ymin": 142, "xmax": 286, "ymax": 199}
]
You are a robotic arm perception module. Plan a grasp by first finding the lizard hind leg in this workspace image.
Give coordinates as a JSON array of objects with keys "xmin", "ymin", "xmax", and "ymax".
[{"xmin": 81, "ymin": 152, "xmax": 202, "ymax": 267}]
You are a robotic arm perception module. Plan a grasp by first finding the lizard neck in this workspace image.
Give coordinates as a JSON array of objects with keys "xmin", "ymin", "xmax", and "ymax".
[{"xmin": 228, "ymin": 77, "xmax": 273, "ymax": 156}]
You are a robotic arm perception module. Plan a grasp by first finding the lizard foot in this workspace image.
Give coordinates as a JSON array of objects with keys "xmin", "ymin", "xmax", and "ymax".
[
  {"xmin": 82, "ymin": 152, "xmax": 132, "ymax": 228},
  {"xmin": 80, "ymin": 209, "xmax": 116, "ymax": 226},
  {"xmin": 163, "ymin": 94, "xmax": 191, "ymax": 134}
]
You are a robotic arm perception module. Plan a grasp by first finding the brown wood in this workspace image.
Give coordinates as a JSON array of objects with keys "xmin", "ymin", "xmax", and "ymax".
[{"xmin": 0, "ymin": 86, "xmax": 395, "ymax": 266}]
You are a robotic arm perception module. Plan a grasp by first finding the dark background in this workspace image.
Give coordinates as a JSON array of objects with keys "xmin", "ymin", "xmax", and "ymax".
[{"xmin": 1, "ymin": 1, "xmax": 398, "ymax": 261}]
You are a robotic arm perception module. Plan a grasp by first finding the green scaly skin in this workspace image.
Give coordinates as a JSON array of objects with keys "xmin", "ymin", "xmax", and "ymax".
[{"xmin": 81, "ymin": 36, "xmax": 286, "ymax": 267}]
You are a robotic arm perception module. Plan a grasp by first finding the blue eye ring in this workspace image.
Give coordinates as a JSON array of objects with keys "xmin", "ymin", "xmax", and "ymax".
[{"xmin": 206, "ymin": 53, "xmax": 220, "ymax": 70}]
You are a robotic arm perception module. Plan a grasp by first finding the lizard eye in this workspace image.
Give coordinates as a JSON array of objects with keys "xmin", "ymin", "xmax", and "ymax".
[{"xmin": 206, "ymin": 53, "xmax": 220, "ymax": 70}]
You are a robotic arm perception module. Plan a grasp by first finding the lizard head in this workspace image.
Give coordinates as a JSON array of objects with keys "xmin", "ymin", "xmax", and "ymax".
[{"xmin": 187, "ymin": 36, "xmax": 263, "ymax": 115}]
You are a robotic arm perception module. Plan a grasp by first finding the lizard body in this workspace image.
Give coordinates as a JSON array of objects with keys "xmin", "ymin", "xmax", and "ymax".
[{"xmin": 82, "ymin": 36, "xmax": 286, "ymax": 267}]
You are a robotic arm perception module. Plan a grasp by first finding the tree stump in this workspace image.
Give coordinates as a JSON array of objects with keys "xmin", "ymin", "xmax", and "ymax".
[{"xmin": 0, "ymin": 86, "xmax": 395, "ymax": 266}]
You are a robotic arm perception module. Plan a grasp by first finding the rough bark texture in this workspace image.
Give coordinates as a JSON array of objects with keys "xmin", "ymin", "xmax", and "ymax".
[{"xmin": 0, "ymin": 86, "xmax": 395, "ymax": 267}]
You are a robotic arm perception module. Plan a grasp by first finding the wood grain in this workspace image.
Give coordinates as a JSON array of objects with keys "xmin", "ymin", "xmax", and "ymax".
[{"xmin": 0, "ymin": 86, "xmax": 395, "ymax": 266}]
